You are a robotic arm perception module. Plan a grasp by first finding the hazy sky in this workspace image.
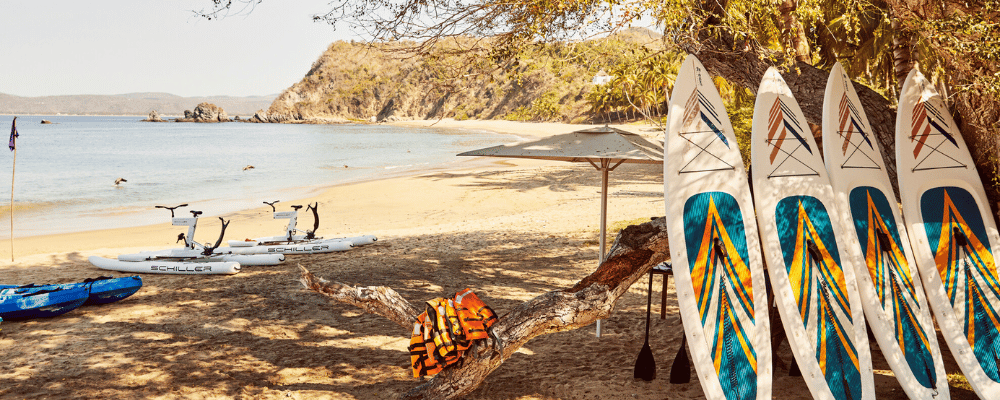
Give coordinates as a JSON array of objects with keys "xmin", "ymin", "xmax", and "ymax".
[{"xmin": 1, "ymin": 1, "xmax": 360, "ymax": 97}]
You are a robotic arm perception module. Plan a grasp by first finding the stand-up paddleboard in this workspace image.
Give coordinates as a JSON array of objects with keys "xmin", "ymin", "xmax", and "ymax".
[
  {"xmin": 822, "ymin": 62, "xmax": 949, "ymax": 399},
  {"xmin": 751, "ymin": 67, "xmax": 874, "ymax": 400},
  {"xmin": 896, "ymin": 67, "xmax": 1000, "ymax": 399},
  {"xmin": 89, "ymin": 256, "xmax": 242, "ymax": 275},
  {"xmin": 665, "ymin": 55, "xmax": 772, "ymax": 400}
]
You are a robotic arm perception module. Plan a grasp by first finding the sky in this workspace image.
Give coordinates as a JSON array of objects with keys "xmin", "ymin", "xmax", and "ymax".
[{"xmin": 0, "ymin": 1, "xmax": 361, "ymax": 97}]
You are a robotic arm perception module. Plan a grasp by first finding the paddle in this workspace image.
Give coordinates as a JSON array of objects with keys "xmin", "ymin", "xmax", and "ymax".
[
  {"xmin": 634, "ymin": 268, "xmax": 656, "ymax": 381},
  {"xmin": 670, "ymin": 336, "xmax": 690, "ymax": 383}
]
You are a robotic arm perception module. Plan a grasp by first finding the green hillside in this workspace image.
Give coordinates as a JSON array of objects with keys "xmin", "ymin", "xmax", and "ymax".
[{"xmin": 265, "ymin": 29, "xmax": 671, "ymax": 123}]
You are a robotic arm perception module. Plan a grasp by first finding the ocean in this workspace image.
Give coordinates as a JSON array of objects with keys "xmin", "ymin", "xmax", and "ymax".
[{"xmin": 0, "ymin": 115, "xmax": 516, "ymax": 239}]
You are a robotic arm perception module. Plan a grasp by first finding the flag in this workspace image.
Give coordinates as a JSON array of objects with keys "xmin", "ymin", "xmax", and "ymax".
[{"xmin": 8, "ymin": 117, "xmax": 18, "ymax": 151}]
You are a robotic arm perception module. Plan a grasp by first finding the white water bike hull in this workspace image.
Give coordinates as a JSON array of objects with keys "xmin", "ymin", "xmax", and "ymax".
[
  {"xmin": 117, "ymin": 249, "xmax": 285, "ymax": 266},
  {"xmin": 222, "ymin": 238, "xmax": 356, "ymax": 254},
  {"xmin": 228, "ymin": 234, "xmax": 376, "ymax": 248},
  {"xmin": 225, "ymin": 239, "xmax": 353, "ymax": 254},
  {"xmin": 90, "ymin": 256, "xmax": 241, "ymax": 275}
]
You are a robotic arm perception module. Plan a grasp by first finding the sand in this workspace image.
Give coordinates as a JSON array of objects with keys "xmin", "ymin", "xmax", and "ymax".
[{"xmin": 0, "ymin": 119, "xmax": 978, "ymax": 399}]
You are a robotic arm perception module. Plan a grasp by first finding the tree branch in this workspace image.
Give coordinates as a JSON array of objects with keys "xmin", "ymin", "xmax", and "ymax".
[{"xmin": 299, "ymin": 217, "xmax": 669, "ymax": 399}]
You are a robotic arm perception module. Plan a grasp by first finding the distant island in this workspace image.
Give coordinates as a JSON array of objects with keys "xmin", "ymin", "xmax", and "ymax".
[{"xmin": 0, "ymin": 92, "xmax": 277, "ymax": 117}]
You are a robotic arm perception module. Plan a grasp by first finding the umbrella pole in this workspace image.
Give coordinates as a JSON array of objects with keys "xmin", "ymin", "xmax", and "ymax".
[{"xmin": 596, "ymin": 160, "xmax": 610, "ymax": 337}]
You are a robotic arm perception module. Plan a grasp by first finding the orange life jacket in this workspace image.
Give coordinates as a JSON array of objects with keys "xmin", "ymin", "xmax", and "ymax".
[
  {"xmin": 408, "ymin": 315, "xmax": 438, "ymax": 377},
  {"xmin": 454, "ymin": 288, "xmax": 498, "ymax": 340},
  {"xmin": 408, "ymin": 289, "xmax": 498, "ymax": 378}
]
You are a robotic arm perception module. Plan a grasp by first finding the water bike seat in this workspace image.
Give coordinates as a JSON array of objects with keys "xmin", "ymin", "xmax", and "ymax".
[
  {"xmin": 190, "ymin": 210, "xmax": 203, "ymax": 217},
  {"xmin": 291, "ymin": 205, "xmax": 303, "ymax": 211}
]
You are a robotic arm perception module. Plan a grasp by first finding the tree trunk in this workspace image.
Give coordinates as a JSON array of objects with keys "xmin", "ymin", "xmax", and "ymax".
[
  {"xmin": 779, "ymin": 0, "xmax": 811, "ymax": 62},
  {"xmin": 299, "ymin": 217, "xmax": 671, "ymax": 399},
  {"xmin": 891, "ymin": 18, "xmax": 916, "ymax": 95}
]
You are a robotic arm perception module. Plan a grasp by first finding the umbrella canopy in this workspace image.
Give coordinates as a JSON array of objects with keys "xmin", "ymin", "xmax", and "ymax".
[
  {"xmin": 459, "ymin": 125, "xmax": 663, "ymax": 165},
  {"xmin": 458, "ymin": 125, "xmax": 663, "ymax": 264}
]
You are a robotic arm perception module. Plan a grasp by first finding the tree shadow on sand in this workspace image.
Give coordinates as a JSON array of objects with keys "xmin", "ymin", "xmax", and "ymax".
[{"xmin": 0, "ymin": 226, "xmax": 982, "ymax": 399}]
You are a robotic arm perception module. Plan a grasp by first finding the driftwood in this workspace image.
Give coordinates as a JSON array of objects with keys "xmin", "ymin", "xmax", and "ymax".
[{"xmin": 299, "ymin": 217, "xmax": 670, "ymax": 399}]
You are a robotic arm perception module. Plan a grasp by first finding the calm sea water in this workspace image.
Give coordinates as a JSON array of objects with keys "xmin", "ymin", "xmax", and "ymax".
[{"xmin": 0, "ymin": 115, "xmax": 515, "ymax": 239}]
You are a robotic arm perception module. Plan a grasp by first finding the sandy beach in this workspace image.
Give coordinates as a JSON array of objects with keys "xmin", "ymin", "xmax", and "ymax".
[{"xmin": 0, "ymin": 119, "xmax": 978, "ymax": 399}]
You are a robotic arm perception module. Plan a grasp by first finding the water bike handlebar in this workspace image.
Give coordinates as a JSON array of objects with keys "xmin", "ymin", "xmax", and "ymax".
[
  {"xmin": 306, "ymin": 202, "xmax": 319, "ymax": 239},
  {"xmin": 264, "ymin": 200, "xmax": 279, "ymax": 212},
  {"xmin": 202, "ymin": 217, "xmax": 230, "ymax": 256},
  {"xmin": 155, "ymin": 204, "xmax": 189, "ymax": 218}
]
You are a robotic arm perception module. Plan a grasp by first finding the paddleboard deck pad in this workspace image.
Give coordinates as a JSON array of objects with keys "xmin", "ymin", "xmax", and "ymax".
[
  {"xmin": 896, "ymin": 67, "xmax": 1000, "ymax": 399},
  {"xmin": 822, "ymin": 62, "xmax": 948, "ymax": 398},
  {"xmin": 751, "ymin": 67, "xmax": 874, "ymax": 400},
  {"xmin": 665, "ymin": 55, "xmax": 772, "ymax": 400}
]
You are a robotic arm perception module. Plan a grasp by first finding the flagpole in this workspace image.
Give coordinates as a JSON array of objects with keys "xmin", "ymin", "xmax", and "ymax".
[
  {"xmin": 9, "ymin": 116, "xmax": 17, "ymax": 262},
  {"xmin": 10, "ymin": 144, "xmax": 14, "ymax": 261}
]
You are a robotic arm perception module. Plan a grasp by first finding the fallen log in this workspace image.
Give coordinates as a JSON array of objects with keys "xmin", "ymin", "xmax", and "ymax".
[{"xmin": 299, "ymin": 216, "xmax": 670, "ymax": 399}]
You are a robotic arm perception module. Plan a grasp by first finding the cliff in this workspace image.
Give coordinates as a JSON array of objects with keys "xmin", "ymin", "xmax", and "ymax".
[{"xmin": 262, "ymin": 30, "xmax": 664, "ymax": 123}]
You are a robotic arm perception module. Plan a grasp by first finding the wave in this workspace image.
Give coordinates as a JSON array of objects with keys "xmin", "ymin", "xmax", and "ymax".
[{"xmin": 0, "ymin": 199, "xmax": 79, "ymax": 215}]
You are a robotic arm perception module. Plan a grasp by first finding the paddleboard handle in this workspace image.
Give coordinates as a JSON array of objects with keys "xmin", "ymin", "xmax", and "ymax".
[
  {"xmin": 875, "ymin": 228, "xmax": 892, "ymax": 251},
  {"xmin": 954, "ymin": 227, "xmax": 969, "ymax": 247},
  {"xmin": 806, "ymin": 240, "xmax": 822, "ymax": 264}
]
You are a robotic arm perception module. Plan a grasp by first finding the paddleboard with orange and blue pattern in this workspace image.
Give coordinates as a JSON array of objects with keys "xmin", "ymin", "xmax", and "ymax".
[
  {"xmin": 896, "ymin": 67, "xmax": 1000, "ymax": 399},
  {"xmin": 751, "ymin": 67, "xmax": 874, "ymax": 400},
  {"xmin": 665, "ymin": 55, "xmax": 772, "ymax": 400},
  {"xmin": 823, "ymin": 62, "xmax": 948, "ymax": 399}
]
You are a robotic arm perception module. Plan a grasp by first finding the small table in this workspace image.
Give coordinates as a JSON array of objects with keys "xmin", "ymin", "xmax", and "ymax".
[{"xmin": 650, "ymin": 262, "xmax": 673, "ymax": 319}]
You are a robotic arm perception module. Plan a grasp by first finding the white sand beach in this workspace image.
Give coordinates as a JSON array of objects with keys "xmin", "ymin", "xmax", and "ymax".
[{"xmin": 0, "ymin": 119, "xmax": 976, "ymax": 399}]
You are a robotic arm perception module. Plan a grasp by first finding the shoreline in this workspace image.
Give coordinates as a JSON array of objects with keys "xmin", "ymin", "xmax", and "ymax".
[{"xmin": 2, "ymin": 119, "xmax": 651, "ymax": 261}]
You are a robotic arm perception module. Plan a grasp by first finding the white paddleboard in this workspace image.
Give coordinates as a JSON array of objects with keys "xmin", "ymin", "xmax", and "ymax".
[
  {"xmin": 90, "ymin": 256, "xmax": 241, "ymax": 275},
  {"xmin": 896, "ymin": 67, "xmax": 1000, "ymax": 399},
  {"xmin": 751, "ymin": 67, "xmax": 874, "ymax": 400},
  {"xmin": 664, "ymin": 55, "xmax": 772, "ymax": 400},
  {"xmin": 823, "ymin": 62, "xmax": 949, "ymax": 399}
]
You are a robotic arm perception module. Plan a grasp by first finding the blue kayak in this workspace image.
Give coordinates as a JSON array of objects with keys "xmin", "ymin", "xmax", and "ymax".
[
  {"xmin": 0, "ymin": 275, "xmax": 143, "ymax": 306},
  {"xmin": 0, "ymin": 286, "xmax": 90, "ymax": 320}
]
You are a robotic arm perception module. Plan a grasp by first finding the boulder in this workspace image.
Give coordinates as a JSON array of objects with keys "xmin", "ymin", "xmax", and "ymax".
[
  {"xmin": 143, "ymin": 110, "xmax": 167, "ymax": 122},
  {"xmin": 179, "ymin": 103, "xmax": 230, "ymax": 122}
]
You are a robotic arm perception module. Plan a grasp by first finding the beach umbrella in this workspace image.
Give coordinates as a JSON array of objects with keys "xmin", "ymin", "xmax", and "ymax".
[{"xmin": 458, "ymin": 125, "xmax": 663, "ymax": 336}]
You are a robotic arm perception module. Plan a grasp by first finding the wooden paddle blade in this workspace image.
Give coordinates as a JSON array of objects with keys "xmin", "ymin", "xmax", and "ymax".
[
  {"xmin": 634, "ymin": 342, "xmax": 656, "ymax": 381},
  {"xmin": 669, "ymin": 337, "xmax": 690, "ymax": 383},
  {"xmin": 634, "ymin": 269, "xmax": 656, "ymax": 381}
]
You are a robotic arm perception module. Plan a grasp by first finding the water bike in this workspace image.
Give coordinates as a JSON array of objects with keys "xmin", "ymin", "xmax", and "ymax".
[
  {"xmin": 223, "ymin": 200, "xmax": 376, "ymax": 253},
  {"xmin": 90, "ymin": 204, "xmax": 284, "ymax": 274}
]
